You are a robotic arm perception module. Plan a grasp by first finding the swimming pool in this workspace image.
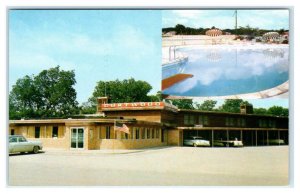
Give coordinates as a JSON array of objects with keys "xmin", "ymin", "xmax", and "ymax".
[{"xmin": 162, "ymin": 44, "xmax": 289, "ymax": 98}]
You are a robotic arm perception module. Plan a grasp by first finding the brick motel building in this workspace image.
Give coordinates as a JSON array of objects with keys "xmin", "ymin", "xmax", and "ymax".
[{"xmin": 9, "ymin": 97, "xmax": 289, "ymax": 150}]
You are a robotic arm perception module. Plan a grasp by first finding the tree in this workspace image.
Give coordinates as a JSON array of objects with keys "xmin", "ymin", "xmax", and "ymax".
[
  {"xmin": 267, "ymin": 106, "xmax": 289, "ymax": 117},
  {"xmin": 175, "ymin": 24, "xmax": 186, "ymax": 35},
  {"xmin": 219, "ymin": 99, "xmax": 252, "ymax": 113},
  {"xmin": 253, "ymin": 108, "xmax": 268, "ymax": 115},
  {"xmin": 148, "ymin": 91, "xmax": 162, "ymax": 102},
  {"xmin": 167, "ymin": 99, "xmax": 194, "ymax": 109},
  {"xmin": 89, "ymin": 78, "xmax": 153, "ymax": 105},
  {"xmin": 195, "ymin": 100, "xmax": 217, "ymax": 111},
  {"xmin": 9, "ymin": 66, "xmax": 79, "ymax": 119}
]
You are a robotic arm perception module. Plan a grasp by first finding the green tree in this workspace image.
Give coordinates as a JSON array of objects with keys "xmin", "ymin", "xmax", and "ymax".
[
  {"xmin": 267, "ymin": 106, "xmax": 289, "ymax": 117},
  {"xmin": 167, "ymin": 99, "xmax": 194, "ymax": 109},
  {"xmin": 89, "ymin": 78, "xmax": 153, "ymax": 105},
  {"xmin": 253, "ymin": 108, "xmax": 268, "ymax": 115},
  {"xmin": 195, "ymin": 100, "xmax": 217, "ymax": 111},
  {"xmin": 219, "ymin": 99, "xmax": 252, "ymax": 113},
  {"xmin": 148, "ymin": 91, "xmax": 162, "ymax": 102},
  {"xmin": 9, "ymin": 66, "xmax": 79, "ymax": 119},
  {"xmin": 175, "ymin": 24, "xmax": 186, "ymax": 35}
]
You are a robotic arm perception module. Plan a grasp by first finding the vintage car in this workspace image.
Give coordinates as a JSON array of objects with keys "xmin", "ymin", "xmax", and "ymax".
[
  {"xmin": 9, "ymin": 135, "xmax": 43, "ymax": 154},
  {"xmin": 265, "ymin": 139, "xmax": 285, "ymax": 145},
  {"xmin": 213, "ymin": 138, "xmax": 243, "ymax": 147},
  {"xmin": 183, "ymin": 136, "xmax": 210, "ymax": 147}
]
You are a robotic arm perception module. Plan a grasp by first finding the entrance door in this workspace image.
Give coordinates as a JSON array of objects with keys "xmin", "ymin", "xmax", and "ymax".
[{"xmin": 71, "ymin": 128, "xmax": 84, "ymax": 149}]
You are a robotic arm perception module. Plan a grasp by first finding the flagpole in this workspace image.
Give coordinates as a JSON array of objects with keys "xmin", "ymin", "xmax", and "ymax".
[{"xmin": 113, "ymin": 119, "xmax": 115, "ymax": 154}]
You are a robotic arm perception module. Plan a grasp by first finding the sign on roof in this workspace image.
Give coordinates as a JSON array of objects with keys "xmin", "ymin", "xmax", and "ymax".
[{"xmin": 101, "ymin": 102, "xmax": 164, "ymax": 109}]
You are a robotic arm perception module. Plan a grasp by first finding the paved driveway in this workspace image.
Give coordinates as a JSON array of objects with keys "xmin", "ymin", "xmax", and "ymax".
[{"xmin": 8, "ymin": 146, "xmax": 289, "ymax": 186}]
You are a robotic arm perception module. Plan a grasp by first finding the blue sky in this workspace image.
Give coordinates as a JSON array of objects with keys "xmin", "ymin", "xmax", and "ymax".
[
  {"xmin": 163, "ymin": 10, "xmax": 289, "ymax": 30},
  {"xmin": 9, "ymin": 10, "xmax": 162, "ymax": 104}
]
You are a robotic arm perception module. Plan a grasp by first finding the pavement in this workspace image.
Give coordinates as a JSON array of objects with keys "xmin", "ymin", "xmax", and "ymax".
[{"xmin": 8, "ymin": 146, "xmax": 289, "ymax": 186}]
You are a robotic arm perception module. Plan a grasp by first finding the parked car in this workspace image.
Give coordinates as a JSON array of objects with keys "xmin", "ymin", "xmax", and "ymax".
[
  {"xmin": 213, "ymin": 138, "xmax": 243, "ymax": 147},
  {"xmin": 183, "ymin": 136, "xmax": 210, "ymax": 147},
  {"xmin": 264, "ymin": 139, "xmax": 285, "ymax": 145},
  {"xmin": 9, "ymin": 135, "xmax": 43, "ymax": 154}
]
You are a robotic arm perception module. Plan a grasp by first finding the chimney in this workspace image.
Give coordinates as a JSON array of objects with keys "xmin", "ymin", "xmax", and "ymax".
[
  {"xmin": 97, "ymin": 97, "xmax": 109, "ymax": 113},
  {"xmin": 240, "ymin": 104, "xmax": 253, "ymax": 114}
]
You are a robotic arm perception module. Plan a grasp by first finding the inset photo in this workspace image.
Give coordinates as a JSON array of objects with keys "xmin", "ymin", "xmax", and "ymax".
[{"xmin": 162, "ymin": 9, "xmax": 289, "ymax": 99}]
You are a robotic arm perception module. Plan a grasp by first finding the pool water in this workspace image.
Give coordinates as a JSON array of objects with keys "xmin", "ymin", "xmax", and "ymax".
[{"xmin": 162, "ymin": 45, "xmax": 289, "ymax": 97}]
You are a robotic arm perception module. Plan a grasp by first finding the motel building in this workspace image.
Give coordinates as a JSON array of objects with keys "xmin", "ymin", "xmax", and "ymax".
[{"xmin": 9, "ymin": 97, "xmax": 289, "ymax": 150}]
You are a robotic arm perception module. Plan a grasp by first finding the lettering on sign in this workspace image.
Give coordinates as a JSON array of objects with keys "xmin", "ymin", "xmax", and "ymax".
[{"xmin": 102, "ymin": 102, "xmax": 164, "ymax": 109}]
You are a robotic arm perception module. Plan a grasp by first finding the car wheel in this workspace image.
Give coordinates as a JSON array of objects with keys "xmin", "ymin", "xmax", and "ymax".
[
  {"xmin": 193, "ymin": 143, "xmax": 197, "ymax": 147},
  {"xmin": 33, "ymin": 146, "xmax": 39, "ymax": 154}
]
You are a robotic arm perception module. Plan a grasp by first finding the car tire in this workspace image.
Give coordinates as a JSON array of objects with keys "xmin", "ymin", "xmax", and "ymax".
[
  {"xmin": 33, "ymin": 146, "xmax": 39, "ymax": 154},
  {"xmin": 193, "ymin": 143, "xmax": 197, "ymax": 147}
]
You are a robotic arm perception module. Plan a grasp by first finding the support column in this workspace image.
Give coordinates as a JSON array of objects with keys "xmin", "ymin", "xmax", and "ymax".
[
  {"xmin": 212, "ymin": 130, "xmax": 214, "ymax": 147},
  {"xmin": 278, "ymin": 130, "xmax": 280, "ymax": 146},
  {"xmin": 240, "ymin": 130, "xmax": 243, "ymax": 141},
  {"xmin": 255, "ymin": 130, "xmax": 258, "ymax": 147},
  {"xmin": 267, "ymin": 130, "xmax": 269, "ymax": 146},
  {"xmin": 226, "ymin": 130, "xmax": 229, "ymax": 147}
]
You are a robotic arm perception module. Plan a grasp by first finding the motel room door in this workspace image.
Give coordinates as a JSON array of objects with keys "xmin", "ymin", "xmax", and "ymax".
[{"xmin": 71, "ymin": 128, "xmax": 84, "ymax": 149}]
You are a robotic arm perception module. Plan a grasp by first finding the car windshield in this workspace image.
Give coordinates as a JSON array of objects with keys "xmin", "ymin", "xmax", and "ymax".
[
  {"xmin": 9, "ymin": 137, "xmax": 18, "ymax": 143},
  {"xmin": 18, "ymin": 137, "xmax": 27, "ymax": 142}
]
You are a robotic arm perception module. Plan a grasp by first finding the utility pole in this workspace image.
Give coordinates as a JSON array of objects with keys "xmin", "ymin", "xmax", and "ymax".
[{"xmin": 235, "ymin": 10, "xmax": 238, "ymax": 35}]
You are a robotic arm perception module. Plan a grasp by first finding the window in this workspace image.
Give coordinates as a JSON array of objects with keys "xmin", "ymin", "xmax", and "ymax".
[
  {"xmin": 9, "ymin": 137, "xmax": 17, "ymax": 143},
  {"xmin": 35, "ymin": 127, "xmax": 40, "ymax": 138},
  {"xmin": 198, "ymin": 115, "xmax": 209, "ymax": 125},
  {"xmin": 10, "ymin": 129, "xmax": 15, "ymax": 135},
  {"xmin": 156, "ymin": 129, "xmax": 160, "ymax": 139},
  {"xmin": 237, "ymin": 118, "xmax": 246, "ymax": 127},
  {"xmin": 52, "ymin": 126, "xmax": 58, "ymax": 138},
  {"xmin": 184, "ymin": 114, "xmax": 195, "ymax": 125},
  {"xmin": 259, "ymin": 119, "xmax": 268, "ymax": 127},
  {"xmin": 131, "ymin": 128, "xmax": 135, "ymax": 139},
  {"xmin": 124, "ymin": 133, "xmax": 128, "ymax": 139},
  {"xmin": 151, "ymin": 129, "xmax": 155, "ymax": 139},
  {"xmin": 141, "ymin": 128, "xmax": 145, "ymax": 139},
  {"xmin": 135, "ymin": 128, "xmax": 140, "ymax": 139},
  {"xmin": 105, "ymin": 126, "xmax": 111, "ymax": 139},
  {"xmin": 147, "ymin": 128, "xmax": 150, "ymax": 139},
  {"xmin": 19, "ymin": 136, "xmax": 27, "ymax": 142},
  {"xmin": 268, "ymin": 120, "xmax": 276, "ymax": 128},
  {"xmin": 184, "ymin": 115, "xmax": 189, "ymax": 125},
  {"xmin": 225, "ymin": 118, "xmax": 235, "ymax": 126}
]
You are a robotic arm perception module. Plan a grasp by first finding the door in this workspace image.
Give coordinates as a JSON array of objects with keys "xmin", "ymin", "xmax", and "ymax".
[{"xmin": 71, "ymin": 128, "xmax": 84, "ymax": 149}]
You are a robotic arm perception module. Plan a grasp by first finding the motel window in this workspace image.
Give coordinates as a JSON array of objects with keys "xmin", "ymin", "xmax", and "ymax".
[
  {"xmin": 156, "ymin": 129, "xmax": 160, "ymax": 139},
  {"xmin": 237, "ymin": 118, "xmax": 246, "ymax": 127},
  {"xmin": 105, "ymin": 126, "xmax": 111, "ymax": 139},
  {"xmin": 147, "ymin": 128, "xmax": 150, "ymax": 139},
  {"xmin": 184, "ymin": 114, "xmax": 195, "ymax": 125},
  {"xmin": 35, "ymin": 127, "xmax": 40, "ymax": 138},
  {"xmin": 259, "ymin": 119, "xmax": 268, "ymax": 128},
  {"xmin": 124, "ymin": 133, "xmax": 128, "ymax": 139},
  {"xmin": 225, "ymin": 118, "xmax": 235, "ymax": 126},
  {"xmin": 198, "ymin": 115, "xmax": 209, "ymax": 126},
  {"xmin": 10, "ymin": 129, "xmax": 15, "ymax": 135},
  {"xmin": 52, "ymin": 126, "xmax": 58, "ymax": 138},
  {"xmin": 184, "ymin": 115, "xmax": 189, "ymax": 125},
  {"xmin": 141, "ymin": 128, "xmax": 145, "ymax": 139},
  {"xmin": 268, "ymin": 120, "xmax": 276, "ymax": 128},
  {"xmin": 135, "ymin": 128, "xmax": 140, "ymax": 139}
]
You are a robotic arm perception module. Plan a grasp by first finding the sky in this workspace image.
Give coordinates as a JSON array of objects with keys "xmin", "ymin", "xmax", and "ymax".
[
  {"xmin": 9, "ymin": 10, "xmax": 162, "ymax": 104},
  {"xmin": 162, "ymin": 9, "xmax": 289, "ymax": 30},
  {"xmin": 9, "ymin": 9, "xmax": 289, "ymax": 108}
]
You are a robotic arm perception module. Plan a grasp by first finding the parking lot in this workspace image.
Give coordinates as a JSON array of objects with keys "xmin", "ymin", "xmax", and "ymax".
[{"xmin": 8, "ymin": 146, "xmax": 289, "ymax": 186}]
